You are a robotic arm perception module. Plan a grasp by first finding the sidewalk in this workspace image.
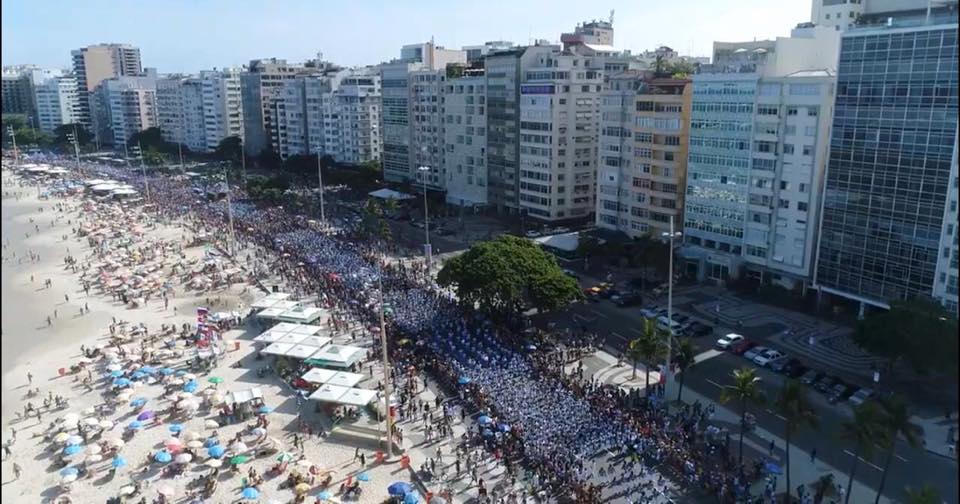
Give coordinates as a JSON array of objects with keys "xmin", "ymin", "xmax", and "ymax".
[
  {"xmin": 913, "ymin": 415, "xmax": 958, "ymax": 460},
  {"xmin": 580, "ymin": 348, "xmax": 893, "ymax": 504}
]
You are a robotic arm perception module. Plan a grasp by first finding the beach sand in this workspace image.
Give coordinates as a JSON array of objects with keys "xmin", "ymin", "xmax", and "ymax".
[{"xmin": 0, "ymin": 171, "xmax": 447, "ymax": 503}]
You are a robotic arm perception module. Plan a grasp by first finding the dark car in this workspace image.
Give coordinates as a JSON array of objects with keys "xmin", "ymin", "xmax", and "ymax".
[
  {"xmin": 599, "ymin": 288, "xmax": 620, "ymax": 299},
  {"xmin": 800, "ymin": 369, "xmax": 823, "ymax": 386},
  {"xmin": 614, "ymin": 292, "xmax": 642, "ymax": 307},
  {"xmin": 686, "ymin": 321, "xmax": 714, "ymax": 338},
  {"xmin": 830, "ymin": 384, "xmax": 859, "ymax": 404},
  {"xmin": 434, "ymin": 228, "xmax": 455, "ymax": 236},
  {"xmin": 730, "ymin": 339, "xmax": 757, "ymax": 356},
  {"xmin": 768, "ymin": 356, "xmax": 793, "ymax": 373},
  {"xmin": 814, "ymin": 375, "xmax": 839, "ymax": 393},
  {"xmin": 671, "ymin": 313, "xmax": 691, "ymax": 325}
]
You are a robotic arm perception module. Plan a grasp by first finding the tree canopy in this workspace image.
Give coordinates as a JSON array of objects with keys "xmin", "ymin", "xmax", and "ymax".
[
  {"xmin": 855, "ymin": 298, "xmax": 958, "ymax": 376},
  {"xmin": 128, "ymin": 127, "xmax": 177, "ymax": 154},
  {"xmin": 53, "ymin": 124, "xmax": 94, "ymax": 147},
  {"xmin": 215, "ymin": 136, "xmax": 243, "ymax": 163},
  {"xmin": 437, "ymin": 235, "xmax": 583, "ymax": 317},
  {"xmin": 246, "ymin": 174, "xmax": 290, "ymax": 204}
]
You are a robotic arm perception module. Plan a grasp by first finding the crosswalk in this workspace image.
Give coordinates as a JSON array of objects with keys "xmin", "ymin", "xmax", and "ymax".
[{"xmin": 569, "ymin": 349, "xmax": 724, "ymax": 392}]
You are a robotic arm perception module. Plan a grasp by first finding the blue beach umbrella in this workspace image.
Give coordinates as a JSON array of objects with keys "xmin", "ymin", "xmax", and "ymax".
[
  {"xmin": 257, "ymin": 406, "xmax": 273, "ymax": 414},
  {"xmin": 63, "ymin": 445, "xmax": 83, "ymax": 456},
  {"xmin": 316, "ymin": 490, "xmax": 333, "ymax": 500},
  {"xmin": 112, "ymin": 378, "xmax": 132, "ymax": 387},
  {"xmin": 477, "ymin": 415, "xmax": 493, "ymax": 425},
  {"xmin": 404, "ymin": 491, "xmax": 422, "ymax": 504},
  {"xmin": 356, "ymin": 472, "xmax": 370, "ymax": 482},
  {"xmin": 154, "ymin": 450, "xmax": 172, "ymax": 463},
  {"xmin": 168, "ymin": 423, "xmax": 184, "ymax": 433},
  {"xmin": 139, "ymin": 366, "xmax": 157, "ymax": 374},
  {"xmin": 111, "ymin": 456, "xmax": 128, "ymax": 469},
  {"xmin": 130, "ymin": 397, "xmax": 148, "ymax": 408},
  {"xmin": 159, "ymin": 367, "xmax": 175, "ymax": 375},
  {"xmin": 130, "ymin": 371, "xmax": 147, "ymax": 380},
  {"xmin": 207, "ymin": 445, "xmax": 226, "ymax": 458},
  {"xmin": 109, "ymin": 370, "xmax": 124, "ymax": 378},
  {"xmin": 59, "ymin": 466, "xmax": 79, "ymax": 477},
  {"xmin": 764, "ymin": 461, "xmax": 783, "ymax": 475},
  {"xmin": 387, "ymin": 482, "xmax": 413, "ymax": 497},
  {"xmin": 126, "ymin": 420, "xmax": 144, "ymax": 430},
  {"xmin": 497, "ymin": 423, "xmax": 511, "ymax": 432},
  {"xmin": 241, "ymin": 487, "xmax": 259, "ymax": 500},
  {"xmin": 457, "ymin": 376, "xmax": 471, "ymax": 385},
  {"xmin": 182, "ymin": 380, "xmax": 198, "ymax": 393}
]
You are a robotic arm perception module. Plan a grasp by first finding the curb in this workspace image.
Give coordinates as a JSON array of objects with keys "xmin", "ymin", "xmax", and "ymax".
[{"xmin": 924, "ymin": 447, "xmax": 957, "ymax": 461}]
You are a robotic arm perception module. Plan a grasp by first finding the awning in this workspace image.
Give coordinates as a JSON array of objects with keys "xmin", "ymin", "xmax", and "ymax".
[
  {"xmin": 253, "ymin": 329, "xmax": 287, "ymax": 343},
  {"xmin": 288, "ymin": 324, "xmax": 324, "ymax": 336},
  {"xmin": 308, "ymin": 384, "xmax": 351, "ymax": 403},
  {"xmin": 251, "ymin": 292, "xmax": 292, "ymax": 309},
  {"xmin": 298, "ymin": 336, "xmax": 331, "ymax": 348},
  {"xmin": 301, "ymin": 368, "xmax": 337, "ymax": 384},
  {"xmin": 307, "ymin": 345, "xmax": 365, "ymax": 368},
  {"xmin": 261, "ymin": 342, "xmax": 294, "ymax": 356},
  {"xmin": 326, "ymin": 371, "xmax": 364, "ymax": 388},
  {"xmin": 277, "ymin": 305, "xmax": 324, "ymax": 324},
  {"xmin": 276, "ymin": 333, "xmax": 308, "ymax": 345},
  {"xmin": 336, "ymin": 388, "xmax": 378, "ymax": 406},
  {"xmin": 284, "ymin": 344, "xmax": 321, "ymax": 360},
  {"xmin": 227, "ymin": 388, "xmax": 263, "ymax": 404}
]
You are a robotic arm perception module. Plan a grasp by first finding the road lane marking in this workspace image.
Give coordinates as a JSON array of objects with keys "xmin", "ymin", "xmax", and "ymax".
[
  {"xmin": 843, "ymin": 450, "xmax": 883, "ymax": 472},
  {"xmin": 630, "ymin": 327, "xmax": 644, "ymax": 334},
  {"xmin": 694, "ymin": 349, "xmax": 723, "ymax": 363},
  {"xmin": 706, "ymin": 379, "xmax": 724, "ymax": 388},
  {"xmin": 611, "ymin": 332, "xmax": 627, "ymax": 341},
  {"xmin": 765, "ymin": 408, "xmax": 787, "ymax": 421},
  {"xmin": 894, "ymin": 454, "xmax": 908, "ymax": 462},
  {"xmin": 591, "ymin": 310, "xmax": 609, "ymax": 319}
]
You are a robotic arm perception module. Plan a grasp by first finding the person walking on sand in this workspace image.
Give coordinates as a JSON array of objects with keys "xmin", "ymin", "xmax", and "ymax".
[
  {"xmin": 27, "ymin": 372, "xmax": 33, "ymax": 385},
  {"xmin": 12, "ymin": 462, "xmax": 22, "ymax": 480}
]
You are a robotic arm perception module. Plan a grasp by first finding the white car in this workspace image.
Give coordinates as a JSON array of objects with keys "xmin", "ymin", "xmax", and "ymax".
[
  {"xmin": 743, "ymin": 345, "xmax": 769, "ymax": 361},
  {"xmin": 848, "ymin": 388, "xmax": 874, "ymax": 406},
  {"xmin": 525, "ymin": 230, "xmax": 542, "ymax": 238},
  {"xmin": 716, "ymin": 333, "xmax": 744, "ymax": 350},
  {"xmin": 753, "ymin": 349, "xmax": 784, "ymax": 367}
]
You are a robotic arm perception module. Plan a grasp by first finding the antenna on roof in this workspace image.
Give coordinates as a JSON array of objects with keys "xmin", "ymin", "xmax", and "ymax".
[{"xmin": 609, "ymin": 9, "xmax": 615, "ymax": 25}]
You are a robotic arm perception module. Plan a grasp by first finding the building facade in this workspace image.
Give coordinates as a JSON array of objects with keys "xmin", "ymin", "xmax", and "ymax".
[
  {"xmin": 90, "ymin": 69, "xmax": 157, "ymax": 147},
  {"xmin": 200, "ymin": 69, "xmax": 244, "ymax": 152},
  {"xmin": 71, "ymin": 44, "xmax": 142, "ymax": 127},
  {"xmin": 597, "ymin": 72, "xmax": 691, "ymax": 239},
  {"xmin": 814, "ymin": 14, "xmax": 959, "ymax": 312},
  {"xmin": 33, "ymin": 74, "xmax": 82, "ymax": 133},
  {"xmin": 322, "ymin": 70, "xmax": 382, "ymax": 164},
  {"xmin": 443, "ymin": 71, "xmax": 488, "ymax": 207},
  {"xmin": 240, "ymin": 58, "xmax": 307, "ymax": 156}
]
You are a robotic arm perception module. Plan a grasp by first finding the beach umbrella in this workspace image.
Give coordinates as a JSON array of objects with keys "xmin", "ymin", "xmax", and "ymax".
[
  {"xmin": 241, "ymin": 487, "xmax": 260, "ymax": 500},
  {"xmin": 317, "ymin": 490, "xmax": 333, "ymax": 501},
  {"xmin": 83, "ymin": 417, "xmax": 100, "ymax": 427},
  {"xmin": 257, "ymin": 406, "xmax": 273, "ymax": 414},
  {"xmin": 404, "ymin": 491, "xmax": 422, "ymax": 504},
  {"xmin": 251, "ymin": 427, "xmax": 267, "ymax": 437},
  {"xmin": 61, "ymin": 413, "xmax": 80, "ymax": 425},
  {"xmin": 457, "ymin": 376, "xmax": 471, "ymax": 385},
  {"xmin": 205, "ymin": 458, "xmax": 223, "ymax": 468},
  {"xmin": 140, "ymin": 366, "xmax": 157, "ymax": 374},
  {"xmin": 157, "ymin": 485, "xmax": 174, "ymax": 497},
  {"xmin": 295, "ymin": 483, "xmax": 310, "ymax": 494},
  {"xmin": 130, "ymin": 397, "xmax": 148, "ymax": 408},
  {"xmin": 183, "ymin": 431, "xmax": 202, "ymax": 441},
  {"xmin": 130, "ymin": 371, "xmax": 147, "ymax": 380},
  {"xmin": 154, "ymin": 450, "xmax": 173, "ymax": 464},
  {"xmin": 204, "ymin": 437, "xmax": 219, "ymax": 448},
  {"xmin": 276, "ymin": 452, "xmax": 296, "ymax": 462},
  {"xmin": 179, "ymin": 399, "xmax": 200, "ymax": 411},
  {"xmin": 296, "ymin": 459, "xmax": 314, "ymax": 468},
  {"xmin": 165, "ymin": 437, "xmax": 183, "ymax": 449},
  {"xmin": 168, "ymin": 423, "xmax": 184, "ymax": 433},
  {"xmin": 112, "ymin": 378, "xmax": 132, "ymax": 387},
  {"xmin": 54, "ymin": 432, "xmax": 71, "ymax": 444},
  {"xmin": 99, "ymin": 419, "xmax": 115, "ymax": 430},
  {"xmin": 482, "ymin": 429, "xmax": 494, "ymax": 438},
  {"xmin": 388, "ymin": 482, "xmax": 413, "ymax": 497},
  {"xmin": 208, "ymin": 376, "xmax": 224, "ymax": 384},
  {"xmin": 105, "ymin": 438, "xmax": 125, "ymax": 448},
  {"xmin": 175, "ymin": 370, "xmax": 187, "ymax": 377},
  {"xmin": 230, "ymin": 455, "xmax": 251, "ymax": 465},
  {"xmin": 87, "ymin": 453, "xmax": 104, "ymax": 463},
  {"xmin": 498, "ymin": 423, "xmax": 511, "ymax": 432},
  {"xmin": 764, "ymin": 461, "xmax": 783, "ymax": 475},
  {"xmin": 357, "ymin": 472, "xmax": 371, "ymax": 482},
  {"xmin": 60, "ymin": 466, "xmax": 79, "ymax": 477},
  {"xmin": 61, "ymin": 473, "xmax": 78, "ymax": 484},
  {"xmin": 106, "ymin": 364, "xmax": 122, "ymax": 372},
  {"xmin": 175, "ymin": 453, "xmax": 193, "ymax": 464},
  {"xmin": 207, "ymin": 445, "xmax": 226, "ymax": 458},
  {"xmin": 111, "ymin": 456, "xmax": 128, "ymax": 469},
  {"xmin": 477, "ymin": 415, "xmax": 493, "ymax": 425},
  {"xmin": 116, "ymin": 390, "xmax": 133, "ymax": 401},
  {"xmin": 159, "ymin": 367, "xmax": 175, "ymax": 375},
  {"xmin": 230, "ymin": 441, "xmax": 248, "ymax": 453},
  {"xmin": 63, "ymin": 445, "xmax": 83, "ymax": 456},
  {"xmin": 87, "ymin": 444, "xmax": 103, "ymax": 455},
  {"xmin": 109, "ymin": 370, "xmax": 124, "ymax": 378},
  {"xmin": 183, "ymin": 373, "xmax": 197, "ymax": 381},
  {"xmin": 136, "ymin": 411, "xmax": 155, "ymax": 421},
  {"xmin": 187, "ymin": 440, "xmax": 204, "ymax": 449},
  {"xmin": 182, "ymin": 380, "xmax": 199, "ymax": 393}
]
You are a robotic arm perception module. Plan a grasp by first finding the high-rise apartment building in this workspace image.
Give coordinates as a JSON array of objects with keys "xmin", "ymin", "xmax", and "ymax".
[
  {"xmin": 597, "ymin": 71, "xmax": 691, "ymax": 239},
  {"xmin": 2, "ymin": 66, "xmax": 38, "ymax": 118},
  {"xmin": 33, "ymin": 73, "xmax": 82, "ymax": 133},
  {"xmin": 443, "ymin": 67, "xmax": 488, "ymax": 207},
  {"xmin": 484, "ymin": 48, "xmax": 525, "ymax": 213},
  {"xmin": 90, "ymin": 69, "xmax": 157, "ymax": 147},
  {"xmin": 71, "ymin": 44, "xmax": 142, "ymax": 127},
  {"xmin": 200, "ymin": 69, "xmax": 244, "ymax": 152},
  {"xmin": 810, "ymin": 0, "xmax": 932, "ymax": 32},
  {"xmin": 681, "ymin": 26, "xmax": 840, "ymax": 289},
  {"xmin": 463, "ymin": 41, "xmax": 515, "ymax": 63},
  {"xmin": 240, "ymin": 58, "xmax": 308, "ymax": 156},
  {"xmin": 157, "ymin": 76, "xmax": 206, "ymax": 152},
  {"xmin": 814, "ymin": 7, "xmax": 959, "ymax": 313}
]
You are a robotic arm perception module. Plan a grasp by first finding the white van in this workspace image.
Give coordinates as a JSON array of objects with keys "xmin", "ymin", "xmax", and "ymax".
[{"xmin": 656, "ymin": 316, "xmax": 682, "ymax": 334}]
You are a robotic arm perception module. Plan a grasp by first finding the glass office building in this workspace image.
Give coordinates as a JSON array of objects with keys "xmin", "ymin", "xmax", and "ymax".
[{"xmin": 815, "ymin": 19, "xmax": 959, "ymax": 308}]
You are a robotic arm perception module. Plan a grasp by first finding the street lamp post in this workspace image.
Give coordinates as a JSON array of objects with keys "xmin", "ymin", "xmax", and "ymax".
[
  {"xmin": 316, "ymin": 152, "xmax": 326, "ymax": 227},
  {"xmin": 223, "ymin": 168, "xmax": 237, "ymax": 256},
  {"xmin": 377, "ymin": 271, "xmax": 394, "ymax": 458},
  {"xmin": 7, "ymin": 126, "xmax": 19, "ymax": 167},
  {"xmin": 417, "ymin": 166, "xmax": 432, "ymax": 273},
  {"xmin": 662, "ymin": 215, "xmax": 682, "ymax": 404}
]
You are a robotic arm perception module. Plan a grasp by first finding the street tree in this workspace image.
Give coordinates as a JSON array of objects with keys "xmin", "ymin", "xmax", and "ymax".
[
  {"xmin": 774, "ymin": 380, "xmax": 819, "ymax": 503},
  {"xmin": 214, "ymin": 136, "xmax": 243, "ymax": 163},
  {"xmin": 53, "ymin": 124, "xmax": 93, "ymax": 148},
  {"xmin": 840, "ymin": 401, "xmax": 887, "ymax": 504},
  {"xmin": 904, "ymin": 485, "xmax": 941, "ymax": 504},
  {"xmin": 720, "ymin": 367, "xmax": 766, "ymax": 466},
  {"xmin": 856, "ymin": 298, "xmax": 958, "ymax": 377},
  {"xmin": 874, "ymin": 395, "xmax": 921, "ymax": 504},
  {"xmin": 437, "ymin": 235, "xmax": 582, "ymax": 320},
  {"xmin": 128, "ymin": 127, "xmax": 174, "ymax": 153},
  {"xmin": 673, "ymin": 338, "xmax": 696, "ymax": 403},
  {"xmin": 628, "ymin": 319, "xmax": 665, "ymax": 396}
]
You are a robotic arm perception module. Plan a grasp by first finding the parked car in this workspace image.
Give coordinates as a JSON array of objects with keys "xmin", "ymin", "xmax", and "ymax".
[
  {"xmin": 848, "ymin": 388, "xmax": 875, "ymax": 406},
  {"xmin": 599, "ymin": 287, "xmax": 620, "ymax": 299},
  {"xmin": 552, "ymin": 226, "xmax": 571, "ymax": 234},
  {"xmin": 434, "ymin": 227, "xmax": 455, "ymax": 236},
  {"xmin": 613, "ymin": 292, "xmax": 642, "ymax": 307},
  {"xmin": 716, "ymin": 333, "xmax": 745, "ymax": 350},
  {"xmin": 730, "ymin": 339, "xmax": 758, "ymax": 356},
  {"xmin": 685, "ymin": 321, "xmax": 714, "ymax": 338},
  {"xmin": 656, "ymin": 316, "xmax": 683, "ymax": 334},
  {"xmin": 784, "ymin": 360, "xmax": 809, "ymax": 378},
  {"xmin": 639, "ymin": 307, "xmax": 665, "ymax": 320},
  {"xmin": 753, "ymin": 349, "xmax": 785, "ymax": 367},
  {"xmin": 769, "ymin": 357, "xmax": 800, "ymax": 374},
  {"xmin": 743, "ymin": 345, "xmax": 769, "ymax": 361},
  {"xmin": 800, "ymin": 369, "xmax": 823, "ymax": 386},
  {"xmin": 525, "ymin": 230, "xmax": 542, "ymax": 238},
  {"xmin": 671, "ymin": 313, "xmax": 691, "ymax": 325},
  {"xmin": 829, "ymin": 383, "xmax": 858, "ymax": 404},
  {"xmin": 814, "ymin": 375, "xmax": 839, "ymax": 394}
]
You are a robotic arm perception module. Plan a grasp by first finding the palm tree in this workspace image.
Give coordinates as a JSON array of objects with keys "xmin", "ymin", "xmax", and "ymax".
[
  {"xmin": 874, "ymin": 395, "xmax": 921, "ymax": 504},
  {"xmin": 720, "ymin": 367, "xmax": 766, "ymax": 466},
  {"xmin": 673, "ymin": 338, "xmax": 696, "ymax": 403},
  {"xmin": 904, "ymin": 485, "xmax": 941, "ymax": 504},
  {"xmin": 840, "ymin": 401, "xmax": 886, "ymax": 504},
  {"xmin": 774, "ymin": 380, "xmax": 819, "ymax": 503},
  {"xmin": 628, "ymin": 319, "xmax": 663, "ymax": 396}
]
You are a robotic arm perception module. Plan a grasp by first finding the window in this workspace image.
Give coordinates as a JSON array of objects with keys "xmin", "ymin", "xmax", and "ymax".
[
  {"xmin": 786, "ymin": 107, "xmax": 798, "ymax": 116},
  {"xmin": 807, "ymin": 107, "xmax": 818, "ymax": 117},
  {"xmin": 804, "ymin": 126, "xmax": 816, "ymax": 137},
  {"xmin": 797, "ymin": 201, "xmax": 808, "ymax": 212},
  {"xmin": 779, "ymin": 181, "xmax": 790, "ymax": 191},
  {"xmin": 783, "ymin": 144, "xmax": 795, "ymax": 155},
  {"xmin": 798, "ymin": 183, "xmax": 808, "ymax": 193},
  {"xmin": 802, "ymin": 145, "xmax": 813, "ymax": 156},
  {"xmin": 779, "ymin": 199, "xmax": 790, "ymax": 209},
  {"xmin": 784, "ymin": 125, "xmax": 796, "ymax": 136},
  {"xmin": 757, "ymin": 106, "xmax": 778, "ymax": 116}
]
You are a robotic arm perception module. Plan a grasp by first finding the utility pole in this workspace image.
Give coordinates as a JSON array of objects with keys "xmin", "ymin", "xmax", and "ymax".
[
  {"xmin": 417, "ymin": 166, "xmax": 432, "ymax": 273},
  {"xmin": 68, "ymin": 125, "xmax": 81, "ymax": 173},
  {"xmin": 240, "ymin": 140, "xmax": 247, "ymax": 183},
  {"xmin": 223, "ymin": 168, "xmax": 237, "ymax": 256},
  {"xmin": 662, "ymin": 215, "xmax": 682, "ymax": 406},
  {"xmin": 6, "ymin": 126, "xmax": 19, "ymax": 167},
  {"xmin": 178, "ymin": 142, "xmax": 184, "ymax": 172},
  {"xmin": 377, "ymin": 271, "xmax": 394, "ymax": 458},
  {"xmin": 136, "ymin": 141, "xmax": 150, "ymax": 201},
  {"xmin": 316, "ymin": 152, "xmax": 326, "ymax": 227}
]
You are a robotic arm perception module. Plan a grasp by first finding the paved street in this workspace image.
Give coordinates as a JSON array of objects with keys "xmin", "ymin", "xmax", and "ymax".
[{"xmin": 536, "ymin": 277, "xmax": 959, "ymax": 504}]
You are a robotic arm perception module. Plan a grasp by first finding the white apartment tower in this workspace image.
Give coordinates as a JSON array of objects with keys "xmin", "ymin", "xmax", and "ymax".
[
  {"xmin": 90, "ymin": 69, "xmax": 157, "ymax": 147},
  {"xmin": 681, "ymin": 25, "xmax": 840, "ymax": 289},
  {"xmin": 33, "ymin": 73, "xmax": 82, "ymax": 133},
  {"xmin": 443, "ymin": 68, "xmax": 488, "ymax": 207},
  {"xmin": 240, "ymin": 58, "xmax": 308, "ymax": 156}
]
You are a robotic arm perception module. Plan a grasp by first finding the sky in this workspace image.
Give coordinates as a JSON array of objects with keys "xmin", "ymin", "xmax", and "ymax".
[{"xmin": 2, "ymin": 0, "xmax": 811, "ymax": 73}]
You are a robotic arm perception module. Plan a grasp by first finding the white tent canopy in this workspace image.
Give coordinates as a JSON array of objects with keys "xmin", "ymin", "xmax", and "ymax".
[
  {"xmin": 256, "ymin": 300, "xmax": 301, "ymax": 320},
  {"xmin": 308, "ymin": 384, "xmax": 351, "ymax": 403},
  {"xmin": 284, "ymin": 344, "xmax": 322, "ymax": 360},
  {"xmin": 337, "ymin": 388, "xmax": 378, "ymax": 407},
  {"xmin": 299, "ymin": 336, "xmax": 332, "ymax": 348},
  {"xmin": 289, "ymin": 324, "xmax": 324, "ymax": 336},
  {"xmin": 326, "ymin": 371, "xmax": 365, "ymax": 388},
  {"xmin": 277, "ymin": 305, "xmax": 324, "ymax": 324},
  {"xmin": 301, "ymin": 368, "xmax": 337, "ymax": 384},
  {"xmin": 276, "ymin": 333, "xmax": 308, "ymax": 345},
  {"xmin": 261, "ymin": 342, "xmax": 294, "ymax": 356},
  {"xmin": 369, "ymin": 188, "xmax": 414, "ymax": 201},
  {"xmin": 253, "ymin": 328, "xmax": 287, "ymax": 344},
  {"xmin": 308, "ymin": 344, "xmax": 366, "ymax": 369},
  {"xmin": 226, "ymin": 388, "xmax": 263, "ymax": 404},
  {"xmin": 251, "ymin": 292, "xmax": 292, "ymax": 309}
]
